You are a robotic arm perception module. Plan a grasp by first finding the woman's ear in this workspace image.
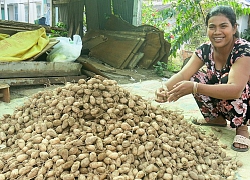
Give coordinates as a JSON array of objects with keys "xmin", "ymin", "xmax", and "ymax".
[{"xmin": 234, "ymin": 23, "xmax": 238, "ymax": 32}]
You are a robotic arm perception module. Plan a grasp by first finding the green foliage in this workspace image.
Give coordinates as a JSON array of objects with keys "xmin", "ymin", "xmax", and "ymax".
[
  {"xmin": 141, "ymin": 2, "xmax": 173, "ymax": 39},
  {"xmin": 241, "ymin": 28, "xmax": 250, "ymax": 41},
  {"xmin": 141, "ymin": 2, "xmax": 177, "ymax": 73},
  {"xmin": 142, "ymin": 0, "xmax": 250, "ymax": 73},
  {"xmin": 50, "ymin": 22, "xmax": 68, "ymax": 37},
  {"xmin": 153, "ymin": 61, "xmax": 168, "ymax": 77},
  {"xmin": 166, "ymin": 58, "xmax": 182, "ymax": 72},
  {"xmin": 162, "ymin": 0, "xmax": 250, "ymax": 57}
]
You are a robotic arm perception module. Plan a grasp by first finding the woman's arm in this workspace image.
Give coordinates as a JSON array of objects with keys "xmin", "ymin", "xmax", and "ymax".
[
  {"xmin": 197, "ymin": 56, "xmax": 250, "ymax": 100},
  {"xmin": 164, "ymin": 54, "xmax": 250, "ymax": 103},
  {"xmin": 155, "ymin": 52, "xmax": 204, "ymax": 102},
  {"xmin": 165, "ymin": 52, "xmax": 204, "ymax": 91}
]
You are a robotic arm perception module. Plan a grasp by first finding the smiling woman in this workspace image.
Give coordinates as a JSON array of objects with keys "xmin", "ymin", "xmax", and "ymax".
[{"xmin": 155, "ymin": 5, "xmax": 250, "ymax": 152}]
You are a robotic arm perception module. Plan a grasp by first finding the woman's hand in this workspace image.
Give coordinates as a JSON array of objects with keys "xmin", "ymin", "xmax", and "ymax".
[
  {"xmin": 167, "ymin": 81, "xmax": 194, "ymax": 102},
  {"xmin": 155, "ymin": 87, "xmax": 169, "ymax": 103}
]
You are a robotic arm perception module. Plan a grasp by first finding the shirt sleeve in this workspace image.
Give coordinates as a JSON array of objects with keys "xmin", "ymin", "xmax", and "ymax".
[
  {"xmin": 232, "ymin": 39, "xmax": 250, "ymax": 63},
  {"xmin": 195, "ymin": 43, "xmax": 211, "ymax": 63}
]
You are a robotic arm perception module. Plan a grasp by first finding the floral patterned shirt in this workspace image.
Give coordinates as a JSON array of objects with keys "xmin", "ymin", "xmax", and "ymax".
[
  {"xmin": 193, "ymin": 38, "xmax": 250, "ymax": 126},
  {"xmin": 195, "ymin": 38, "xmax": 250, "ymax": 85}
]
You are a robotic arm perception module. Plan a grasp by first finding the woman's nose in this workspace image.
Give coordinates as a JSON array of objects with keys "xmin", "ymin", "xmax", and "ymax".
[{"xmin": 213, "ymin": 27, "xmax": 221, "ymax": 34}]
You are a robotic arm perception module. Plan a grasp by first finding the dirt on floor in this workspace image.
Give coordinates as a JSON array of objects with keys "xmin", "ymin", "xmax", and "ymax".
[
  {"xmin": 79, "ymin": 55, "xmax": 178, "ymax": 85},
  {"xmin": 8, "ymin": 67, "xmax": 173, "ymax": 100},
  {"xmin": 2, "ymin": 78, "xmax": 250, "ymax": 180},
  {"xmin": 1, "ymin": 59, "xmax": 250, "ymax": 179},
  {"xmin": 101, "ymin": 67, "xmax": 175, "ymax": 84},
  {"xmin": 0, "ymin": 66, "xmax": 173, "ymax": 122}
]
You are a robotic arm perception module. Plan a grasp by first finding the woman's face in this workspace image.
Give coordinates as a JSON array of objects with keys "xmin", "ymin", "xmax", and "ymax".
[{"xmin": 207, "ymin": 14, "xmax": 237, "ymax": 48}]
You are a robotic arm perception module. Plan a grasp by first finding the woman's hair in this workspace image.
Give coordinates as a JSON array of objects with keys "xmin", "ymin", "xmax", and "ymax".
[{"xmin": 205, "ymin": 5, "xmax": 239, "ymax": 38}]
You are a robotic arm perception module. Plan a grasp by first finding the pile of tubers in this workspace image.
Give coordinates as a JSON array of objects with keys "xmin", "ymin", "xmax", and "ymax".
[{"xmin": 0, "ymin": 75, "xmax": 241, "ymax": 180}]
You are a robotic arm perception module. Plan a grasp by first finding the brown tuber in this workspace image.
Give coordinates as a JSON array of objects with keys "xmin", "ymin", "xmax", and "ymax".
[{"xmin": 0, "ymin": 75, "xmax": 240, "ymax": 180}]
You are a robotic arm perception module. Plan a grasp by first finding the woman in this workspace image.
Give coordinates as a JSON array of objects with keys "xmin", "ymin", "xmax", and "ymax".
[{"xmin": 155, "ymin": 5, "xmax": 250, "ymax": 152}]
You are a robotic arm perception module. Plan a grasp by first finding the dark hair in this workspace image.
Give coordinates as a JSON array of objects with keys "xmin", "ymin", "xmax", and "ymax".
[{"xmin": 205, "ymin": 5, "xmax": 239, "ymax": 38}]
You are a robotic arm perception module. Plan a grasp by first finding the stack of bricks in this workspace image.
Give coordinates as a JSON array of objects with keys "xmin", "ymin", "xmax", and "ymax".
[{"xmin": 0, "ymin": 84, "xmax": 10, "ymax": 103}]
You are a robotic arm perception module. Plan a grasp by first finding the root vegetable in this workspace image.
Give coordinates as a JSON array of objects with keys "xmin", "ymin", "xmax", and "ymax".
[
  {"xmin": 145, "ymin": 164, "xmax": 159, "ymax": 173},
  {"xmin": 16, "ymin": 154, "xmax": 28, "ymax": 162},
  {"xmin": 0, "ymin": 75, "xmax": 239, "ymax": 180},
  {"xmin": 32, "ymin": 135, "xmax": 43, "ymax": 144},
  {"xmin": 47, "ymin": 129, "xmax": 58, "ymax": 138},
  {"xmin": 62, "ymin": 174, "xmax": 74, "ymax": 180},
  {"xmin": 62, "ymin": 160, "xmax": 74, "ymax": 170},
  {"xmin": 89, "ymin": 162, "xmax": 103, "ymax": 168},
  {"xmin": 0, "ymin": 174, "xmax": 5, "ymax": 180},
  {"xmin": 85, "ymin": 136, "xmax": 98, "ymax": 145},
  {"xmin": 27, "ymin": 167, "xmax": 39, "ymax": 179},
  {"xmin": 50, "ymin": 137, "xmax": 60, "ymax": 145},
  {"xmin": 189, "ymin": 171, "xmax": 198, "ymax": 180},
  {"xmin": 17, "ymin": 139, "xmax": 25, "ymax": 149},
  {"xmin": 163, "ymin": 173, "xmax": 172, "ymax": 180},
  {"xmin": 40, "ymin": 152, "xmax": 49, "ymax": 160},
  {"xmin": 71, "ymin": 161, "xmax": 80, "ymax": 172},
  {"xmin": 145, "ymin": 142, "xmax": 154, "ymax": 150},
  {"xmin": 0, "ymin": 132, "xmax": 6, "ymax": 141},
  {"xmin": 10, "ymin": 169, "xmax": 18, "ymax": 179},
  {"xmin": 45, "ymin": 159, "xmax": 54, "ymax": 169},
  {"xmin": 108, "ymin": 152, "xmax": 119, "ymax": 159},
  {"xmin": 19, "ymin": 166, "xmax": 33, "ymax": 176}
]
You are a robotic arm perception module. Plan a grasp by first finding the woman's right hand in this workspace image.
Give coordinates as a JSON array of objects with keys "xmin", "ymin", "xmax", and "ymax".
[{"xmin": 155, "ymin": 87, "xmax": 169, "ymax": 103}]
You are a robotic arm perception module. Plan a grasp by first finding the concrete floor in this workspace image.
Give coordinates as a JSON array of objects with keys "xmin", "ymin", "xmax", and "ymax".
[
  {"xmin": 121, "ymin": 79, "xmax": 250, "ymax": 180},
  {"xmin": 0, "ymin": 80, "xmax": 249, "ymax": 179}
]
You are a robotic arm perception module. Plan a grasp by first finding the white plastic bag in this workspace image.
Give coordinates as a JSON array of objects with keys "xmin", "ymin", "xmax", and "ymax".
[{"xmin": 47, "ymin": 35, "xmax": 82, "ymax": 62}]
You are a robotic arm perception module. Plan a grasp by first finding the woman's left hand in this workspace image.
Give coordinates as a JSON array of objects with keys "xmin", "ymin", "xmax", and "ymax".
[{"xmin": 167, "ymin": 81, "xmax": 194, "ymax": 102}]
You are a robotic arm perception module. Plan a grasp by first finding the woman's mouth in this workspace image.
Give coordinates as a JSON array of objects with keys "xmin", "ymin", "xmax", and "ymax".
[{"xmin": 214, "ymin": 37, "xmax": 224, "ymax": 42}]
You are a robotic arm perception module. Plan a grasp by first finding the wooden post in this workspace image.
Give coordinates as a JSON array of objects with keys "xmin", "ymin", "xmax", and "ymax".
[{"xmin": 0, "ymin": 84, "xmax": 10, "ymax": 103}]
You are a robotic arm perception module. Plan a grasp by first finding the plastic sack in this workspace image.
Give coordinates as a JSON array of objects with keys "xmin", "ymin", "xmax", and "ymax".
[
  {"xmin": 47, "ymin": 35, "xmax": 82, "ymax": 62},
  {"xmin": 0, "ymin": 33, "xmax": 10, "ymax": 40},
  {"xmin": 0, "ymin": 28, "xmax": 49, "ymax": 62}
]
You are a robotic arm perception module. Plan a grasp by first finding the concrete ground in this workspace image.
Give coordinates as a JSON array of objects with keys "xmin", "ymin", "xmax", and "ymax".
[
  {"xmin": 0, "ymin": 79, "xmax": 249, "ymax": 179},
  {"xmin": 121, "ymin": 79, "xmax": 250, "ymax": 180}
]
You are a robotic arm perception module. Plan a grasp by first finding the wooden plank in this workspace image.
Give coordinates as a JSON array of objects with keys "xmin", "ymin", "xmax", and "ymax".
[
  {"xmin": 120, "ymin": 38, "xmax": 145, "ymax": 69},
  {"xmin": 0, "ymin": 84, "xmax": 10, "ymax": 103},
  {"xmin": 0, "ymin": 75, "xmax": 87, "ymax": 86},
  {"xmin": 101, "ymin": 30, "xmax": 147, "ymax": 38},
  {"xmin": 126, "ymin": 39, "xmax": 145, "ymax": 69},
  {"xmin": 77, "ymin": 57, "xmax": 116, "ymax": 73},
  {"xmin": 127, "ymin": 52, "xmax": 144, "ymax": 69},
  {"xmin": 0, "ymin": 84, "xmax": 9, "ymax": 89},
  {"xmin": 77, "ymin": 57, "xmax": 110, "ymax": 78},
  {"xmin": 0, "ymin": 20, "xmax": 64, "ymax": 35},
  {"xmin": 81, "ymin": 69, "xmax": 98, "ymax": 78},
  {"xmin": 0, "ymin": 62, "xmax": 82, "ymax": 78},
  {"xmin": 137, "ymin": 32, "xmax": 161, "ymax": 69},
  {"xmin": 89, "ymin": 35, "xmax": 141, "ymax": 69},
  {"xmin": 150, "ymin": 31, "xmax": 170, "ymax": 67},
  {"xmin": 82, "ymin": 29, "xmax": 146, "ymax": 49},
  {"xmin": 137, "ymin": 43, "xmax": 160, "ymax": 69},
  {"xmin": 82, "ymin": 35, "xmax": 107, "ymax": 49},
  {"xmin": 150, "ymin": 38, "xmax": 171, "ymax": 69}
]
